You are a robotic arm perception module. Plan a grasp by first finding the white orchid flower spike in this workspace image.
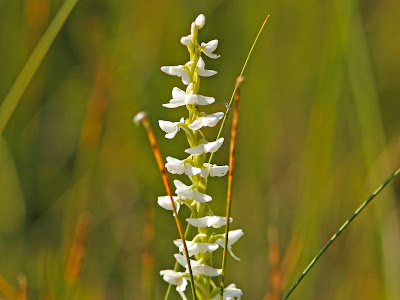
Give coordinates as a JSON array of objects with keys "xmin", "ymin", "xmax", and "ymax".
[{"xmin": 151, "ymin": 13, "xmax": 244, "ymax": 299}]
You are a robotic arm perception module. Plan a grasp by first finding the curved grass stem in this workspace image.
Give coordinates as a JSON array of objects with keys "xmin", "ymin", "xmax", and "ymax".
[
  {"xmin": 282, "ymin": 166, "xmax": 400, "ymax": 300},
  {"xmin": 208, "ymin": 15, "xmax": 269, "ymax": 165},
  {"xmin": 0, "ymin": 0, "xmax": 79, "ymax": 135}
]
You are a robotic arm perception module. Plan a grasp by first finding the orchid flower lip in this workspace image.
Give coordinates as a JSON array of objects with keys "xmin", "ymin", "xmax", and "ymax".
[
  {"xmin": 188, "ymin": 112, "xmax": 224, "ymax": 131},
  {"xmin": 215, "ymin": 229, "xmax": 244, "ymax": 261},
  {"xmin": 186, "ymin": 215, "xmax": 233, "ymax": 228},
  {"xmin": 157, "ymin": 196, "xmax": 181, "ymax": 214},
  {"xmin": 163, "ymin": 87, "xmax": 215, "ymax": 108},
  {"xmin": 158, "ymin": 117, "xmax": 184, "ymax": 139},
  {"xmin": 201, "ymin": 39, "xmax": 220, "ymax": 59},
  {"xmin": 185, "ymin": 137, "xmax": 224, "ymax": 156},
  {"xmin": 160, "ymin": 270, "xmax": 188, "ymax": 300}
]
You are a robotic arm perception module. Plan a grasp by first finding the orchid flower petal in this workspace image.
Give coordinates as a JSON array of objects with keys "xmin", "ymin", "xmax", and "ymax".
[
  {"xmin": 186, "ymin": 216, "xmax": 232, "ymax": 228},
  {"xmin": 174, "ymin": 239, "xmax": 219, "ymax": 256},
  {"xmin": 188, "ymin": 112, "xmax": 224, "ymax": 130},
  {"xmin": 201, "ymin": 39, "xmax": 220, "ymax": 59},
  {"xmin": 174, "ymin": 254, "xmax": 222, "ymax": 277},
  {"xmin": 157, "ymin": 196, "xmax": 180, "ymax": 213}
]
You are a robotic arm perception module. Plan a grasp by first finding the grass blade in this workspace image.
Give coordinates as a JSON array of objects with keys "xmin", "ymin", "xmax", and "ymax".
[
  {"xmin": 135, "ymin": 113, "xmax": 197, "ymax": 300},
  {"xmin": 282, "ymin": 166, "xmax": 400, "ymax": 300},
  {"xmin": 219, "ymin": 76, "xmax": 244, "ymax": 299},
  {"xmin": 0, "ymin": 0, "xmax": 80, "ymax": 135},
  {"xmin": 208, "ymin": 15, "xmax": 269, "ymax": 165}
]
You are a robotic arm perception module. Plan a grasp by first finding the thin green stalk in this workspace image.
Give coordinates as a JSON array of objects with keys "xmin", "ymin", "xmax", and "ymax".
[
  {"xmin": 208, "ymin": 15, "xmax": 269, "ymax": 165},
  {"xmin": 282, "ymin": 166, "xmax": 400, "ymax": 300},
  {"xmin": 220, "ymin": 77, "xmax": 243, "ymax": 299},
  {"xmin": 0, "ymin": 0, "xmax": 79, "ymax": 135}
]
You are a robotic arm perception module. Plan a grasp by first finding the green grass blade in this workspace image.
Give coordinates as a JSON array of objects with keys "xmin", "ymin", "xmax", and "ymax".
[
  {"xmin": 282, "ymin": 166, "xmax": 400, "ymax": 300},
  {"xmin": 0, "ymin": 0, "xmax": 80, "ymax": 135},
  {"xmin": 208, "ymin": 15, "xmax": 270, "ymax": 165}
]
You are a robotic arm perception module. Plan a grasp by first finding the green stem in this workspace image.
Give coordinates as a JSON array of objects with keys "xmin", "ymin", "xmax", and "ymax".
[
  {"xmin": 0, "ymin": 0, "xmax": 80, "ymax": 135},
  {"xmin": 282, "ymin": 166, "xmax": 400, "ymax": 300},
  {"xmin": 208, "ymin": 15, "xmax": 269, "ymax": 165}
]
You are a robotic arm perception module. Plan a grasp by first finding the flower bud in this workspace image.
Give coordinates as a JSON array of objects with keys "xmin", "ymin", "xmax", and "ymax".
[{"xmin": 195, "ymin": 14, "xmax": 206, "ymax": 28}]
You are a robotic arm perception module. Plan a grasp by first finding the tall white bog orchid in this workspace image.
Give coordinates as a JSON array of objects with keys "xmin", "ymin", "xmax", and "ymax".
[{"xmin": 156, "ymin": 14, "xmax": 243, "ymax": 299}]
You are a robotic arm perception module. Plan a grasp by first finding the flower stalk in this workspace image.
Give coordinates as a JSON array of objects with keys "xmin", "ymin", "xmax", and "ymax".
[{"xmin": 151, "ymin": 14, "xmax": 243, "ymax": 300}]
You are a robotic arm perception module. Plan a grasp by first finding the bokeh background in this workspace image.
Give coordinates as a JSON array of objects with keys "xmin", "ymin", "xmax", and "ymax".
[{"xmin": 1, "ymin": 0, "xmax": 400, "ymax": 299}]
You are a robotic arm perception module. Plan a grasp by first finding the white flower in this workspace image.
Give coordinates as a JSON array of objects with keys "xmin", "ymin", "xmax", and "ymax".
[
  {"xmin": 200, "ymin": 163, "xmax": 229, "ymax": 178},
  {"xmin": 186, "ymin": 216, "xmax": 232, "ymax": 229},
  {"xmin": 201, "ymin": 39, "xmax": 220, "ymax": 59},
  {"xmin": 174, "ymin": 254, "xmax": 222, "ymax": 277},
  {"xmin": 211, "ymin": 284, "xmax": 242, "ymax": 300},
  {"xmin": 157, "ymin": 196, "xmax": 180, "ymax": 213},
  {"xmin": 196, "ymin": 56, "xmax": 217, "ymax": 77},
  {"xmin": 160, "ymin": 270, "xmax": 188, "ymax": 300},
  {"xmin": 180, "ymin": 34, "xmax": 193, "ymax": 45},
  {"xmin": 215, "ymin": 229, "xmax": 244, "ymax": 261},
  {"xmin": 174, "ymin": 239, "xmax": 219, "ymax": 256},
  {"xmin": 195, "ymin": 14, "xmax": 206, "ymax": 28},
  {"xmin": 185, "ymin": 138, "xmax": 224, "ymax": 156},
  {"xmin": 161, "ymin": 58, "xmax": 216, "ymax": 85},
  {"xmin": 163, "ymin": 85, "xmax": 215, "ymax": 109},
  {"xmin": 158, "ymin": 117, "xmax": 184, "ymax": 139},
  {"xmin": 161, "ymin": 64, "xmax": 190, "ymax": 85},
  {"xmin": 174, "ymin": 180, "xmax": 212, "ymax": 203},
  {"xmin": 188, "ymin": 112, "xmax": 224, "ymax": 130},
  {"xmin": 166, "ymin": 157, "xmax": 201, "ymax": 176}
]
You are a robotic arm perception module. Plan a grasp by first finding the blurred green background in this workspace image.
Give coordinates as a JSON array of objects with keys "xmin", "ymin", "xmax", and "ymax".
[{"xmin": 1, "ymin": 0, "xmax": 400, "ymax": 299}]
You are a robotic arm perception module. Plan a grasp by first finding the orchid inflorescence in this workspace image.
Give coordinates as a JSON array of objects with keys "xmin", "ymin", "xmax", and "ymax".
[{"xmin": 155, "ymin": 14, "xmax": 243, "ymax": 300}]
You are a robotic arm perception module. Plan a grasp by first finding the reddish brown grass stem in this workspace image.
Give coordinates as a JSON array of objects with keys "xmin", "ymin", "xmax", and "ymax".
[
  {"xmin": 220, "ymin": 76, "xmax": 244, "ymax": 299},
  {"xmin": 138, "ymin": 114, "xmax": 197, "ymax": 300}
]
